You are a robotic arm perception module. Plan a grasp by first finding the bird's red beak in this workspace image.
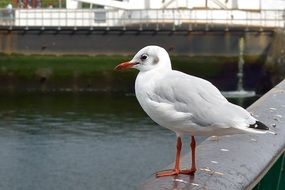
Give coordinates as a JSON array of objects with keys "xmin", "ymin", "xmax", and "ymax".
[{"xmin": 114, "ymin": 61, "xmax": 136, "ymax": 71}]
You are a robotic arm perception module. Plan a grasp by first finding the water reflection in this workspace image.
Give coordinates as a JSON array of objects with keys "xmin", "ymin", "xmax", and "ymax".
[{"xmin": 0, "ymin": 92, "xmax": 257, "ymax": 190}]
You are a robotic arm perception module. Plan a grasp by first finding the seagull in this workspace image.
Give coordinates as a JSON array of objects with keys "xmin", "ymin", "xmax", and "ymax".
[{"xmin": 114, "ymin": 45, "xmax": 273, "ymax": 177}]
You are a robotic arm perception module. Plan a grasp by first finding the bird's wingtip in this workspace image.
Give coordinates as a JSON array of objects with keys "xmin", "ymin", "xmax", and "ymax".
[
  {"xmin": 249, "ymin": 121, "xmax": 269, "ymax": 130},
  {"xmin": 248, "ymin": 121, "xmax": 277, "ymax": 135}
]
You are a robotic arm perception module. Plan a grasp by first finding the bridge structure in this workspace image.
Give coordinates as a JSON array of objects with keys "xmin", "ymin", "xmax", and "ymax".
[
  {"xmin": 0, "ymin": 0, "xmax": 285, "ymax": 32},
  {"xmin": 0, "ymin": 0, "xmax": 284, "ymax": 57}
]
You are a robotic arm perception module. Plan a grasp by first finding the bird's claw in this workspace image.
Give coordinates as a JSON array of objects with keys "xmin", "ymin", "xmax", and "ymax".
[
  {"xmin": 156, "ymin": 168, "xmax": 196, "ymax": 177},
  {"xmin": 156, "ymin": 169, "xmax": 180, "ymax": 177}
]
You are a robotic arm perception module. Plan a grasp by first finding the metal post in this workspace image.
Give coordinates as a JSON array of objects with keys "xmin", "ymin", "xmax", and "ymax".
[{"xmin": 237, "ymin": 37, "xmax": 245, "ymax": 92}]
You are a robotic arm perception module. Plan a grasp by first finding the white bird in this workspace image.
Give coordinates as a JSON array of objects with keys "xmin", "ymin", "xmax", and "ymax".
[{"xmin": 114, "ymin": 45, "xmax": 272, "ymax": 177}]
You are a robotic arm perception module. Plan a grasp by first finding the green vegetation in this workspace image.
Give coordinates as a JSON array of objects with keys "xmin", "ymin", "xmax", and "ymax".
[
  {"xmin": 172, "ymin": 55, "xmax": 237, "ymax": 78},
  {"xmin": 0, "ymin": 0, "xmax": 65, "ymax": 8},
  {"xmin": 0, "ymin": 0, "xmax": 11, "ymax": 8},
  {"xmin": 0, "ymin": 54, "xmax": 134, "ymax": 92},
  {"xmin": 0, "ymin": 54, "xmax": 263, "ymax": 92},
  {"xmin": 40, "ymin": 0, "xmax": 66, "ymax": 8},
  {"xmin": 0, "ymin": 54, "xmax": 130, "ymax": 78},
  {"xmin": 0, "ymin": 54, "xmax": 245, "ymax": 79}
]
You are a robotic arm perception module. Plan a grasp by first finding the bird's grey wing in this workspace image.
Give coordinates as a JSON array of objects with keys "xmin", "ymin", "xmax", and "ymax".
[{"xmin": 151, "ymin": 71, "xmax": 253, "ymax": 128}]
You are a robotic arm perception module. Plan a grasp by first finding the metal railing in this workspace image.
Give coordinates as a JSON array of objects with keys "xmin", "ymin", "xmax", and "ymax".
[
  {"xmin": 141, "ymin": 79, "xmax": 285, "ymax": 190},
  {"xmin": 0, "ymin": 8, "xmax": 284, "ymax": 29}
]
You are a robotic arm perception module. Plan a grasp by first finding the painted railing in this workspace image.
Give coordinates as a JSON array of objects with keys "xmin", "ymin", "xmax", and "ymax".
[
  {"xmin": 141, "ymin": 79, "xmax": 285, "ymax": 190},
  {"xmin": 0, "ymin": 8, "xmax": 284, "ymax": 29}
]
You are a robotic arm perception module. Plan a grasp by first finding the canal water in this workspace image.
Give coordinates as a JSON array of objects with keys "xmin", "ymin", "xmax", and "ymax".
[{"xmin": 0, "ymin": 92, "xmax": 257, "ymax": 190}]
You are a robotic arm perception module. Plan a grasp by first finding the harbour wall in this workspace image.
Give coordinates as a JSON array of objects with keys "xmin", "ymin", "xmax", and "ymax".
[
  {"xmin": 0, "ymin": 29, "xmax": 283, "ymax": 93},
  {"xmin": 0, "ymin": 30, "xmax": 273, "ymax": 56}
]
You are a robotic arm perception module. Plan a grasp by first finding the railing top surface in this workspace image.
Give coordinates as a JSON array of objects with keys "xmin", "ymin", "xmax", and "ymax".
[
  {"xmin": 141, "ymin": 79, "xmax": 285, "ymax": 190},
  {"xmin": 0, "ymin": 8, "xmax": 284, "ymax": 11}
]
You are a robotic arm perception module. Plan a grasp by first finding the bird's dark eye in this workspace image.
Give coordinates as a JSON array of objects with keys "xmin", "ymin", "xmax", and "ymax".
[{"xmin": 140, "ymin": 54, "xmax": 148, "ymax": 61}]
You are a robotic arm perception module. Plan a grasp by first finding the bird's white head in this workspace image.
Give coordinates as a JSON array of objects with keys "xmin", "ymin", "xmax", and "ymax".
[{"xmin": 114, "ymin": 45, "xmax": 172, "ymax": 72}]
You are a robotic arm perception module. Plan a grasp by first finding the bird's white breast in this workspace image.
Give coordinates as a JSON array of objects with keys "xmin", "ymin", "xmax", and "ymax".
[{"xmin": 135, "ymin": 70, "xmax": 197, "ymax": 135}]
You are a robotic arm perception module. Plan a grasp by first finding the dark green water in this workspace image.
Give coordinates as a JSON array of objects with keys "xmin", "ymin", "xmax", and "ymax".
[{"xmin": 0, "ymin": 92, "xmax": 257, "ymax": 190}]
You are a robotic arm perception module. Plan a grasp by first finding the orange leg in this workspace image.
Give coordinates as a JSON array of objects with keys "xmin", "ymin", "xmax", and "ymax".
[
  {"xmin": 180, "ymin": 136, "xmax": 197, "ymax": 174},
  {"xmin": 156, "ymin": 136, "xmax": 182, "ymax": 177}
]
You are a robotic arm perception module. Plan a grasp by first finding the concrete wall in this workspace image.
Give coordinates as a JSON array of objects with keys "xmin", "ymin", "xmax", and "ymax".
[
  {"xmin": 265, "ymin": 29, "xmax": 285, "ymax": 86},
  {"xmin": 0, "ymin": 30, "xmax": 273, "ymax": 56}
]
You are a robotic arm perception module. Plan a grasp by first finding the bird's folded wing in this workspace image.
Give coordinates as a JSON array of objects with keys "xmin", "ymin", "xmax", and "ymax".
[{"xmin": 150, "ymin": 71, "xmax": 250, "ymax": 128}]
